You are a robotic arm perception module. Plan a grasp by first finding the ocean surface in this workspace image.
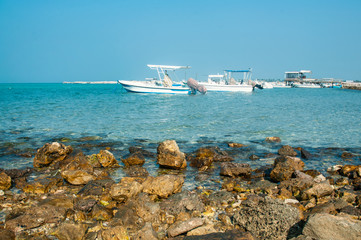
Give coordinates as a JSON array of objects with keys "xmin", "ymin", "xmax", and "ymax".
[{"xmin": 1, "ymin": 83, "xmax": 360, "ymax": 189}]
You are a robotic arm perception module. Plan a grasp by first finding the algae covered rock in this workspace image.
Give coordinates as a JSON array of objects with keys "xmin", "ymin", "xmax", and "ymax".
[{"xmin": 0, "ymin": 172, "xmax": 11, "ymax": 190}]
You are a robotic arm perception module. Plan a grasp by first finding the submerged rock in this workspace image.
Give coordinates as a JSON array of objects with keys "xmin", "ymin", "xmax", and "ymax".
[
  {"xmin": 278, "ymin": 145, "xmax": 298, "ymax": 157},
  {"xmin": 265, "ymin": 136, "xmax": 281, "ymax": 143},
  {"xmin": 33, "ymin": 142, "xmax": 73, "ymax": 168},
  {"xmin": 0, "ymin": 172, "xmax": 11, "ymax": 190},
  {"xmin": 122, "ymin": 152, "xmax": 145, "ymax": 166},
  {"xmin": 157, "ymin": 140, "xmax": 187, "ymax": 169}
]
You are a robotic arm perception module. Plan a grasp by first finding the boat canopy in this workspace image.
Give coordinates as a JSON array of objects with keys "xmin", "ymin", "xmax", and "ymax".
[
  {"xmin": 224, "ymin": 70, "xmax": 251, "ymax": 73},
  {"xmin": 147, "ymin": 64, "xmax": 191, "ymax": 70}
]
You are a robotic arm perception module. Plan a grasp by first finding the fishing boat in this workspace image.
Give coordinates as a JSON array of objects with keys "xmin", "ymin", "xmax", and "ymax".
[
  {"xmin": 201, "ymin": 69, "xmax": 255, "ymax": 92},
  {"xmin": 292, "ymin": 83, "xmax": 322, "ymax": 88},
  {"xmin": 118, "ymin": 65, "xmax": 191, "ymax": 94}
]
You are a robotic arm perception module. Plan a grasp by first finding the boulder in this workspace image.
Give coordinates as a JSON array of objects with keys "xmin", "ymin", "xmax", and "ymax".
[
  {"xmin": 233, "ymin": 196, "xmax": 301, "ymax": 240},
  {"xmin": 95, "ymin": 150, "xmax": 119, "ymax": 168},
  {"xmin": 301, "ymin": 182, "xmax": 334, "ymax": 200},
  {"xmin": 142, "ymin": 174, "xmax": 184, "ymax": 198},
  {"xmin": 0, "ymin": 172, "xmax": 11, "ymax": 190},
  {"xmin": 167, "ymin": 218, "xmax": 205, "ymax": 237},
  {"xmin": 300, "ymin": 148, "xmax": 313, "ymax": 159},
  {"xmin": 33, "ymin": 142, "xmax": 72, "ymax": 168},
  {"xmin": 157, "ymin": 140, "xmax": 187, "ymax": 169},
  {"xmin": 220, "ymin": 162, "xmax": 252, "ymax": 177},
  {"xmin": 160, "ymin": 190, "xmax": 205, "ymax": 215},
  {"xmin": 340, "ymin": 165, "xmax": 361, "ymax": 178},
  {"xmin": 121, "ymin": 152, "xmax": 145, "ymax": 166},
  {"xmin": 270, "ymin": 156, "xmax": 304, "ymax": 182},
  {"xmin": 110, "ymin": 178, "xmax": 143, "ymax": 202},
  {"xmin": 302, "ymin": 213, "xmax": 361, "ymax": 240},
  {"xmin": 51, "ymin": 222, "xmax": 87, "ymax": 240},
  {"xmin": 278, "ymin": 145, "xmax": 297, "ymax": 157},
  {"xmin": 61, "ymin": 170, "xmax": 96, "ymax": 185}
]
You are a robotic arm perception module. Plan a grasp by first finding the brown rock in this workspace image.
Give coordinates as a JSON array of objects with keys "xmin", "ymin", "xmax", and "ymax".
[
  {"xmin": 168, "ymin": 217, "xmax": 205, "ymax": 237},
  {"xmin": 110, "ymin": 178, "xmax": 143, "ymax": 202},
  {"xmin": 96, "ymin": 150, "xmax": 119, "ymax": 168},
  {"xmin": 121, "ymin": 152, "xmax": 145, "ymax": 166},
  {"xmin": 270, "ymin": 156, "xmax": 304, "ymax": 182},
  {"xmin": 52, "ymin": 222, "xmax": 87, "ymax": 240},
  {"xmin": 134, "ymin": 222, "xmax": 158, "ymax": 240},
  {"xmin": 0, "ymin": 228, "xmax": 15, "ymax": 240},
  {"xmin": 22, "ymin": 173, "xmax": 63, "ymax": 194},
  {"xmin": 341, "ymin": 151, "xmax": 355, "ymax": 158},
  {"xmin": 61, "ymin": 170, "xmax": 96, "ymax": 185},
  {"xmin": 157, "ymin": 140, "xmax": 187, "ymax": 169},
  {"xmin": 101, "ymin": 226, "xmax": 129, "ymax": 240},
  {"xmin": 184, "ymin": 230, "xmax": 256, "ymax": 240},
  {"xmin": 301, "ymin": 182, "xmax": 334, "ymax": 200},
  {"xmin": 0, "ymin": 172, "xmax": 11, "ymax": 190},
  {"xmin": 340, "ymin": 165, "xmax": 361, "ymax": 177},
  {"xmin": 189, "ymin": 148, "xmax": 214, "ymax": 170},
  {"xmin": 220, "ymin": 162, "xmax": 252, "ymax": 178},
  {"xmin": 278, "ymin": 145, "xmax": 297, "ymax": 157},
  {"xmin": 228, "ymin": 142, "xmax": 247, "ymax": 148},
  {"xmin": 142, "ymin": 174, "xmax": 184, "ymax": 198},
  {"xmin": 33, "ymin": 142, "xmax": 73, "ymax": 168},
  {"xmin": 91, "ymin": 204, "xmax": 113, "ymax": 221}
]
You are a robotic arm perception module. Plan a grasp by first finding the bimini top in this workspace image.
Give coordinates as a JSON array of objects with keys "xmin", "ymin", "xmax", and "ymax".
[
  {"xmin": 224, "ymin": 69, "xmax": 252, "ymax": 73},
  {"xmin": 147, "ymin": 64, "xmax": 191, "ymax": 70}
]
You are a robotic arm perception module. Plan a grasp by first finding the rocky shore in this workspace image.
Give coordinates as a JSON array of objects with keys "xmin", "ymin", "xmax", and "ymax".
[{"xmin": 0, "ymin": 138, "xmax": 360, "ymax": 239}]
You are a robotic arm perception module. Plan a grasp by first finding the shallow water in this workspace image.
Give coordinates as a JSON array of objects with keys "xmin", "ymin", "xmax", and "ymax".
[{"xmin": 0, "ymin": 83, "xmax": 360, "ymax": 189}]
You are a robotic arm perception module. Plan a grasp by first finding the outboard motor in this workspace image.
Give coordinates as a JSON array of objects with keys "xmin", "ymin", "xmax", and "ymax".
[
  {"xmin": 187, "ymin": 78, "xmax": 207, "ymax": 94},
  {"xmin": 249, "ymin": 80, "xmax": 263, "ymax": 90}
]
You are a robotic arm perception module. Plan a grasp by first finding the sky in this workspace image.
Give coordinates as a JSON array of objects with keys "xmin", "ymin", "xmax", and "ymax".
[{"xmin": 0, "ymin": 0, "xmax": 360, "ymax": 83}]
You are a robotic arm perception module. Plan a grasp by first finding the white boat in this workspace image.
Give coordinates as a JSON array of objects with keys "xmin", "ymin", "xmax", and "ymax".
[
  {"xmin": 118, "ymin": 65, "xmax": 191, "ymax": 94},
  {"xmin": 272, "ymin": 82, "xmax": 292, "ymax": 88},
  {"xmin": 201, "ymin": 69, "xmax": 255, "ymax": 92},
  {"xmin": 293, "ymin": 83, "xmax": 322, "ymax": 88},
  {"xmin": 261, "ymin": 81, "xmax": 274, "ymax": 89}
]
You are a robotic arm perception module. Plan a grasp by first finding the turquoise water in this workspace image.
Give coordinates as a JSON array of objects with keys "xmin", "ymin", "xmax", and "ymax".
[{"xmin": 0, "ymin": 83, "xmax": 360, "ymax": 186}]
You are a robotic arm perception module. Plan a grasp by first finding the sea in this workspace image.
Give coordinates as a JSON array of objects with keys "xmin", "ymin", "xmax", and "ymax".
[{"xmin": 1, "ymin": 83, "xmax": 360, "ymax": 189}]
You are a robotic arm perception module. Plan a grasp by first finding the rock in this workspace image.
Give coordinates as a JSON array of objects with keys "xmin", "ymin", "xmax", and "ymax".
[
  {"xmin": 91, "ymin": 204, "xmax": 113, "ymax": 221},
  {"xmin": 249, "ymin": 154, "xmax": 260, "ymax": 160},
  {"xmin": 228, "ymin": 142, "xmax": 247, "ymax": 148},
  {"xmin": 0, "ymin": 228, "xmax": 15, "ymax": 240},
  {"xmin": 142, "ymin": 175, "xmax": 184, "ymax": 198},
  {"xmin": 340, "ymin": 165, "xmax": 361, "ymax": 178},
  {"xmin": 61, "ymin": 170, "xmax": 96, "ymax": 185},
  {"xmin": 341, "ymin": 151, "xmax": 355, "ymax": 158},
  {"xmin": 188, "ymin": 148, "xmax": 215, "ymax": 170},
  {"xmin": 124, "ymin": 165, "xmax": 149, "ymax": 177},
  {"xmin": 95, "ymin": 150, "xmax": 120, "ymax": 168},
  {"xmin": 184, "ymin": 230, "xmax": 256, "ymax": 240},
  {"xmin": 101, "ymin": 226, "xmax": 129, "ymax": 240},
  {"xmin": 160, "ymin": 190, "xmax": 205, "ymax": 215},
  {"xmin": 300, "ymin": 148, "xmax": 313, "ymax": 159},
  {"xmin": 129, "ymin": 146, "xmax": 156, "ymax": 158},
  {"xmin": 134, "ymin": 193, "xmax": 161, "ymax": 223},
  {"xmin": 22, "ymin": 173, "xmax": 63, "ymax": 194},
  {"xmin": 52, "ymin": 222, "xmax": 87, "ymax": 240},
  {"xmin": 303, "ymin": 169, "xmax": 321, "ymax": 178},
  {"xmin": 134, "ymin": 222, "xmax": 158, "ymax": 240},
  {"xmin": 74, "ymin": 198, "xmax": 97, "ymax": 212},
  {"xmin": 186, "ymin": 223, "xmax": 217, "ymax": 236},
  {"xmin": 206, "ymin": 190, "xmax": 235, "ymax": 207},
  {"xmin": 33, "ymin": 142, "xmax": 73, "ymax": 168},
  {"xmin": 167, "ymin": 218, "xmax": 204, "ymax": 237},
  {"xmin": 313, "ymin": 174, "xmax": 326, "ymax": 183},
  {"xmin": 157, "ymin": 140, "xmax": 187, "ymax": 169},
  {"xmin": 77, "ymin": 179, "xmax": 114, "ymax": 196},
  {"xmin": 302, "ymin": 213, "xmax": 361, "ymax": 240},
  {"xmin": 110, "ymin": 178, "xmax": 143, "ymax": 202},
  {"xmin": 5, "ymin": 204, "xmax": 67, "ymax": 232},
  {"xmin": 220, "ymin": 162, "xmax": 252, "ymax": 178},
  {"xmin": 122, "ymin": 152, "xmax": 145, "ymax": 166},
  {"xmin": 233, "ymin": 196, "xmax": 301, "ymax": 240},
  {"xmin": 265, "ymin": 136, "xmax": 281, "ymax": 143},
  {"xmin": 308, "ymin": 202, "xmax": 336, "ymax": 215},
  {"xmin": 112, "ymin": 205, "xmax": 139, "ymax": 229},
  {"xmin": 2, "ymin": 167, "xmax": 32, "ymax": 179},
  {"xmin": 278, "ymin": 145, "xmax": 297, "ymax": 157},
  {"xmin": 339, "ymin": 205, "xmax": 361, "ymax": 217},
  {"xmin": 0, "ymin": 172, "xmax": 11, "ymax": 190},
  {"xmin": 301, "ymin": 182, "xmax": 334, "ymax": 200},
  {"xmin": 270, "ymin": 156, "xmax": 304, "ymax": 182},
  {"xmin": 279, "ymin": 177, "xmax": 314, "ymax": 195}
]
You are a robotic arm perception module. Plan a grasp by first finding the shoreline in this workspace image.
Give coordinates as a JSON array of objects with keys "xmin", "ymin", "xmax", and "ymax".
[{"xmin": 0, "ymin": 138, "xmax": 360, "ymax": 239}]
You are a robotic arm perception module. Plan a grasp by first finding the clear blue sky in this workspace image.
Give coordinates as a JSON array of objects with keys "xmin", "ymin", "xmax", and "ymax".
[{"xmin": 0, "ymin": 0, "xmax": 360, "ymax": 83}]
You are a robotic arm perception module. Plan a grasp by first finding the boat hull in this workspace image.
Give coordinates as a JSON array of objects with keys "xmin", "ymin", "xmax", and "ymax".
[
  {"xmin": 293, "ymin": 84, "xmax": 322, "ymax": 88},
  {"xmin": 118, "ymin": 80, "xmax": 190, "ymax": 94},
  {"xmin": 201, "ymin": 83, "xmax": 253, "ymax": 92}
]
